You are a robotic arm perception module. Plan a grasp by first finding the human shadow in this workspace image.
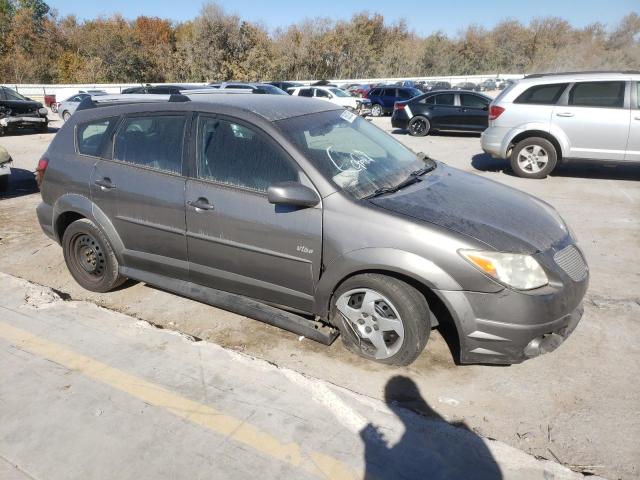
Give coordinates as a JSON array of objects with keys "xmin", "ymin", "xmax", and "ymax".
[
  {"xmin": 360, "ymin": 376, "xmax": 502, "ymax": 480},
  {"xmin": 472, "ymin": 152, "xmax": 640, "ymax": 181}
]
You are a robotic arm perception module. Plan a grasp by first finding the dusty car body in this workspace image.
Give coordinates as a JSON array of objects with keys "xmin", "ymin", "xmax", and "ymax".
[{"xmin": 36, "ymin": 94, "xmax": 588, "ymax": 366}]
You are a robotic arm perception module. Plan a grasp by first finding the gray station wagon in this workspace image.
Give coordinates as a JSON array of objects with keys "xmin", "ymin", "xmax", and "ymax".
[{"xmin": 36, "ymin": 94, "xmax": 588, "ymax": 365}]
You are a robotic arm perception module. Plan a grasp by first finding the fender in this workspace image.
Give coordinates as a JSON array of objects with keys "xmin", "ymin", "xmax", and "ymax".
[
  {"xmin": 53, "ymin": 193, "xmax": 125, "ymax": 263},
  {"xmin": 314, "ymin": 247, "xmax": 462, "ymax": 319},
  {"xmin": 501, "ymin": 122, "xmax": 570, "ymax": 158}
]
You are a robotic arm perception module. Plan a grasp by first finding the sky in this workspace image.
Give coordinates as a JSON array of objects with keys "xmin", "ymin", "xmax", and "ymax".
[{"xmin": 49, "ymin": 0, "xmax": 638, "ymax": 36}]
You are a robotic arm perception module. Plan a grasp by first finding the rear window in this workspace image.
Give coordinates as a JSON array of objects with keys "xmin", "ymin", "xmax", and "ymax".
[
  {"xmin": 76, "ymin": 118, "xmax": 117, "ymax": 157},
  {"xmin": 568, "ymin": 81, "xmax": 625, "ymax": 108},
  {"xmin": 514, "ymin": 83, "xmax": 568, "ymax": 105}
]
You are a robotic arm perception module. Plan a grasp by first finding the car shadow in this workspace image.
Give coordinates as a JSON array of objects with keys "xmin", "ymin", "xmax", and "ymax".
[
  {"xmin": 391, "ymin": 130, "xmax": 482, "ymax": 138},
  {"xmin": 472, "ymin": 152, "xmax": 640, "ymax": 181},
  {"xmin": 1, "ymin": 125, "xmax": 59, "ymax": 136},
  {"xmin": 360, "ymin": 375, "xmax": 502, "ymax": 479},
  {"xmin": 0, "ymin": 168, "xmax": 39, "ymax": 199}
]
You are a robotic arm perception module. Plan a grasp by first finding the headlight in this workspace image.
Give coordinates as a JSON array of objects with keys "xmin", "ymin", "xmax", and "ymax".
[
  {"xmin": 459, "ymin": 250, "xmax": 548, "ymax": 290},
  {"xmin": 38, "ymin": 107, "xmax": 48, "ymax": 115}
]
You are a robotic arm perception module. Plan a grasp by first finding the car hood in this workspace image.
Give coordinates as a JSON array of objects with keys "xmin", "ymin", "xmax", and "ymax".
[
  {"xmin": 369, "ymin": 163, "xmax": 568, "ymax": 254},
  {"xmin": 1, "ymin": 100, "xmax": 42, "ymax": 114}
]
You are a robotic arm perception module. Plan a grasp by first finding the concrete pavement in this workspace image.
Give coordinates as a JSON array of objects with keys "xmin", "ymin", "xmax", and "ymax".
[{"xmin": 0, "ymin": 273, "xmax": 593, "ymax": 480}]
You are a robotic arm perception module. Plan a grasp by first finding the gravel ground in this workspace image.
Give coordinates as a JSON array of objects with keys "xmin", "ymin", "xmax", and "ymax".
[{"xmin": 0, "ymin": 114, "xmax": 639, "ymax": 479}]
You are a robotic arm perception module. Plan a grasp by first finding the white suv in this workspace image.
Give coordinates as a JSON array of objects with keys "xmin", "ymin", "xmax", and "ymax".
[
  {"xmin": 481, "ymin": 71, "xmax": 638, "ymax": 178},
  {"xmin": 288, "ymin": 86, "xmax": 371, "ymax": 115}
]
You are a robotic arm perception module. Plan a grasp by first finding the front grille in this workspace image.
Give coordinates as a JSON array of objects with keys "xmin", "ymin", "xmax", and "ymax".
[{"xmin": 553, "ymin": 245, "xmax": 588, "ymax": 281}]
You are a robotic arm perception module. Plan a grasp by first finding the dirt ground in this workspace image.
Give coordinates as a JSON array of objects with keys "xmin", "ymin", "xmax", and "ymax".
[{"xmin": 1, "ymin": 116, "xmax": 639, "ymax": 479}]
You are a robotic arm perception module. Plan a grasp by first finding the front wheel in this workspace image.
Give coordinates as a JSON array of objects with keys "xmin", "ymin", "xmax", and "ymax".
[
  {"xmin": 331, "ymin": 273, "xmax": 431, "ymax": 366},
  {"xmin": 62, "ymin": 218, "xmax": 126, "ymax": 292},
  {"xmin": 0, "ymin": 175, "xmax": 9, "ymax": 192},
  {"xmin": 371, "ymin": 104, "xmax": 383, "ymax": 117},
  {"xmin": 510, "ymin": 137, "xmax": 557, "ymax": 179},
  {"xmin": 408, "ymin": 116, "xmax": 430, "ymax": 137},
  {"xmin": 62, "ymin": 111, "xmax": 71, "ymax": 122}
]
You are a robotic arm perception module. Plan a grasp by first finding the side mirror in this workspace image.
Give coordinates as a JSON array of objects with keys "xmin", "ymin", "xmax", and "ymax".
[{"xmin": 267, "ymin": 181, "xmax": 320, "ymax": 208}]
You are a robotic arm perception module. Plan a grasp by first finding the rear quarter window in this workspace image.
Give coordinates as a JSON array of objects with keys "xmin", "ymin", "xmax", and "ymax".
[
  {"xmin": 514, "ymin": 83, "xmax": 568, "ymax": 105},
  {"xmin": 76, "ymin": 117, "xmax": 117, "ymax": 157}
]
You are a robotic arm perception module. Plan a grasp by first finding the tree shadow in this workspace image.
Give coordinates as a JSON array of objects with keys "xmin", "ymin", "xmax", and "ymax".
[
  {"xmin": 361, "ymin": 376, "xmax": 502, "ymax": 480},
  {"xmin": 472, "ymin": 152, "xmax": 640, "ymax": 181},
  {"xmin": 0, "ymin": 168, "xmax": 39, "ymax": 199}
]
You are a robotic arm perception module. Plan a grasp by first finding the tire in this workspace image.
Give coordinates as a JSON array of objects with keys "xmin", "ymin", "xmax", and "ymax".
[
  {"xmin": 510, "ymin": 137, "xmax": 557, "ymax": 179},
  {"xmin": 408, "ymin": 116, "xmax": 430, "ymax": 137},
  {"xmin": 62, "ymin": 218, "xmax": 126, "ymax": 293},
  {"xmin": 0, "ymin": 175, "xmax": 8, "ymax": 192},
  {"xmin": 62, "ymin": 111, "xmax": 71, "ymax": 122},
  {"xmin": 371, "ymin": 104, "xmax": 383, "ymax": 117},
  {"xmin": 331, "ymin": 273, "xmax": 431, "ymax": 366}
]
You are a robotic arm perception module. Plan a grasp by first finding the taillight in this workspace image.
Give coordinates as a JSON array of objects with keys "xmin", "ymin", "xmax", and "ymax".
[
  {"xmin": 489, "ymin": 105, "xmax": 505, "ymax": 121},
  {"xmin": 36, "ymin": 156, "xmax": 48, "ymax": 187},
  {"xmin": 394, "ymin": 103, "xmax": 406, "ymax": 111}
]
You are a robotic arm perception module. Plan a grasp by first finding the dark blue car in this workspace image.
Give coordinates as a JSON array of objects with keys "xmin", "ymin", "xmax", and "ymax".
[{"xmin": 365, "ymin": 86, "xmax": 422, "ymax": 117}]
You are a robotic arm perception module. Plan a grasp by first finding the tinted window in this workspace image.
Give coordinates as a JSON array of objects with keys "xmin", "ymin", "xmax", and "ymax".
[
  {"xmin": 383, "ymin": 89, "xmax": 396, "ymax": 96},
  {"xmin": 77, "ymin": 118, "xmax": 116, "ymax": 157},
  {"xmin": 114, "ymin": 115, "xmax": 185, "ymax": 174},
  {"xmin": 315, "ymin": 89, "xmax": 330, "ymax": 98},
  {"xmin": 419, "ymin": 96, "xmax": 435, "ymax": 105},
  {"xmin": 514, "ymin": 83, "xmax": 568, "ymax": 105},
  {"xmin": 5, "ymin": 88, "xmax": 27, "ymax": 101},
  {"xmin": 397, "ymin": 89, "xmax": 412, "ymax": 99},
  {"xmin": 298, "ymin": 89, "xmax": 313, "ymax": 98},
  {"xmin": 569, "ymin": 81, "xmax": 625, "ymax": 108},
  {"xmin": 461, "ymin": 94, "xmax": 488, "ymax": 108},
  {"xmin": 369, "ymin": 89, "xmax": 380, "ymax": 96},
  {"xmin": 197, "ymin": 117, "xmax": 298, "ymax": 193},
  {"xmin": 435, "ymin": 94, "xmax": 454, "ymax": 106}
]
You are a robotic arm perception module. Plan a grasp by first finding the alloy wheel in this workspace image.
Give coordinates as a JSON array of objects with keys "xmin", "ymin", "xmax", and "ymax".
[
  {"xmin": 335, "ymin": 288, "xmax": 405, "ymax": 360},
  {"xmin": 517, "ymin": 145, "xmax": 548, "ymax": 174}
]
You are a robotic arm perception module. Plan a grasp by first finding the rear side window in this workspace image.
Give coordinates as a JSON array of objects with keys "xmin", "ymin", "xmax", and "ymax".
[
  {"xmin": 298, "ymin": 89, "xmax": 313, "ymax": 98},
  {"xmin": 383, "ymin": 89, "xmax": 395, "ymax": 96},
  {"xmin": 515, "ymin": 83, "xmax": 568, "ymax": 105},
  {"xmin": 419, "ymin": 96, "xmax": 435, "ymax": 105},
  {"xmin": 76, "ymin": 118, "xmax": 116, "ymax": 157},
  {"xmin": 435, "ymin": 94, "xmax": 454, "ymax": 106},
  {"xmin": 113, "ymin": 115, "xmax": 185, "ymax": 174},
  {"xmin": 196, "ymin": 117, "xmax": 298, "ymax": 193},
  {"xmin": 397, "ymin": 89, "xmax": 412, "ymax": 99},
  {"xmin": 461, "ymin": 94, "xmax": 489, "ymax": 108},
  {"xmin": 315, "ymin": 89, "xmax": 330, "ymax": 98},
  {"xmin": 568, "ymin": 81, "xmax": 625, "ymax": 108}
]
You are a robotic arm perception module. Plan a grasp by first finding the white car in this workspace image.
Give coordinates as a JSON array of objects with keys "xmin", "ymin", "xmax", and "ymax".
[{"xmin": 288, "ymin": 86, "xmax": 371, "ymax": 115}]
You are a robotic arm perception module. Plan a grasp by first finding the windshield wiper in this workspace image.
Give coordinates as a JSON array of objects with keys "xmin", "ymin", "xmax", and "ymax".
[{"xmin": 364, "ymin": 155, "xmax": 437, "ymax": 200}]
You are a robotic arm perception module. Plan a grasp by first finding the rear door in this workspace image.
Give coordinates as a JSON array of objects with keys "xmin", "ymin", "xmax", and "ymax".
[
  {"xmin": 458, "ymin": 93, "xmax": 490, "ymax": 131},
  {"xmin": 91, "ymin": 113, "xmax": 189, "ymax": 280},
  {"xmin": 429, "ymin": 93, "xmax": 458, "ymax": 129},
  {"xmin": 382, "ymin": 88, "xmax": 398, "ymax": 110},
  {"xmin": 185, "ymin": 114, "xmax": 322, "ymax": 312},
  {"xmin": 625, "ymin": 81, "xmax": 640, "ymax": 162},
  {"xmin": 552, "ymin": 80, "xmax": 629, "ymax": 160}
]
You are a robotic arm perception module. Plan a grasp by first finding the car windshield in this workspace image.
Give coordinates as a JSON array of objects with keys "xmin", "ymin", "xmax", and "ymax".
[
  {"xmin": 5, "ymin": 89, "xmax": 28, "ymax": 101},
  {"xmin": 258, "ymin": 85, "xmax": 288, "ymax": 95},
  {"xmin": 329, "ymin": 88, "xmax": 350, "ymax": 97},
  {"xmin": 277, "ymin": 110, "xmax": 427, "ymax": 199}
]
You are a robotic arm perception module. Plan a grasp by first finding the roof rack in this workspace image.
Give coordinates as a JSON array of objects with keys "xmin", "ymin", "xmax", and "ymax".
[
  {"xmin": 76, "ymin": 93, "xmax": 191, "ymax": 112},
  {"xmin": 524, "ymin": 70, "xmax": 640, "ymax": 78}
]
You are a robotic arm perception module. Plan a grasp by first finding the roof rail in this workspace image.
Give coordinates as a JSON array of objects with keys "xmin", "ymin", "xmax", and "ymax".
[
  {"xmin": 524, "ymin": 70, "xmax": 640, "ymax": 79},
  {"xmin": 76, "ymin": 93, "xmax": 191, "ymax": 112}
]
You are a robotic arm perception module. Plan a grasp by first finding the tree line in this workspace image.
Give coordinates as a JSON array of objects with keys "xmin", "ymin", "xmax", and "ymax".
[{"xmin": 1, "ymin": 0, "xmax": 639, "ymax": 84}]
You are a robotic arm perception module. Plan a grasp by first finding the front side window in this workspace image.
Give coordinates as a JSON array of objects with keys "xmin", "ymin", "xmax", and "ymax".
[
  {"xmin": 113, "ymin": 115, "xmax": 185, "ymax": 174},
  {"xmin": 5, "ymin": 88, "xmax": 27, "ymax": 101},
  {"xmin": 461, "ymin": 94, "xmax": 489, "ymax": 109},
  {"xmin": 568, "ymin": 81, "xmax": 625, "ymax": 108},
  {"xmin": 315, "ymin": 89, "xmax": 330, "ymax": 98},
  {"xmin": 515, "ymin": 83, "xmax": 568, "ymax": 105},
  {"xmin": 77, "ymin": 117, "xmax": 116, "ymax": 157},
  {"xmin": 369, "ymin": 89, "xmax": 380, "ymax": 97},
  {"xmin": 197, "ymin": 117, "xmax": 298, "ymax": 193},
  {"xmin": 298, "ymin": 89, "xmax": 313, "ymax": 98},
  {"xmin": 435, "ymin": 94, "xmax": 455, "ymax": 106},
  {"xmin": 277, "ymin": 110, "xmax": 425, "ymax": 200}
]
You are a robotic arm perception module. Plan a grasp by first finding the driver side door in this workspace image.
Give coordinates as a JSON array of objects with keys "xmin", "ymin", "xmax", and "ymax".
[{"xmin": 185, "ymin": 115, "xmax": 323, "ymax": 312}]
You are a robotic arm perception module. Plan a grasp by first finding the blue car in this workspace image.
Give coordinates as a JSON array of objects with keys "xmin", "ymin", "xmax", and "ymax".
[{"xmin": 365, "ymin": 86, "xmax": 422, "ymax": 117}]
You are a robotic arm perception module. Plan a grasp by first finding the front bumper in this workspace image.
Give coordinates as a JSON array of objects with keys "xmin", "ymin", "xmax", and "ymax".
[
  {"xmin": 436, "ymin": 242, "xmax": 589, "ymax": 364},
  {"xmin": 0, "ymin": 116, "xmax": 47, "ymax": 128},
  {"xmin": 0, "ymin": 161, "xmax": 11, "ymax": 177}
]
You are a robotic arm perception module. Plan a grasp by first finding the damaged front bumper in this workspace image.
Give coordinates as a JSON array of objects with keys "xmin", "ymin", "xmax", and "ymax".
[
  {"xmin": 0, "ymin": 160, "xmax": 11, "ymax": 177},
  {"xmin": 0, "ymin": 116, "xmax": 47, "ymax": 128}
]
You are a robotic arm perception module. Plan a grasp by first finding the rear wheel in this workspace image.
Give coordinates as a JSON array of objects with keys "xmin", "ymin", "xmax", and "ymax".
[
  {"xmin": 62, "ymin": 219, "xmax": 125, "ymax": 292},
  {"xmin": 62, "ymin": 111, "xmax": 71, "ymax": 122},
  {"xmin": 408, "ymin": 116, "xmax": 430, "ymax": 137},
  {"xmin": 371, "ymin": 104, "xmax": 383, "ymax": 117},
  {"xmin": 510, "ymin": 137, "xmax": 557, "ymax": 179},
  {"xmin": 331, "ymin": 274, "xmax": 431, "ymax": 366}
]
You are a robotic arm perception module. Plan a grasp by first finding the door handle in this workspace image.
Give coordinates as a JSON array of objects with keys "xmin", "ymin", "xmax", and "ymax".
[
  {"xmin": 187, "ymin": 197, "xmax": 215, "ymax": 212},
  {"xmin": 556, "ymin": 112, "xmax": 574, "ymax": 117},
  {"xmin": 94, "ymin": 178, "xmax": 116, "ymax": 191}
]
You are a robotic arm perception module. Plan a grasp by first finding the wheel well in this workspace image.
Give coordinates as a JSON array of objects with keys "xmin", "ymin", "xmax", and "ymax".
[
  {"xmin": 509, "ymin": 130, "xmax": 562, "ymax": 161},
  {"xmin": 328, "ymin": 269, "xmax": 461, "ymax": 360},
  {"xmin": 55, "ymin": 211, "xmax": 85, "ymax": 241}
]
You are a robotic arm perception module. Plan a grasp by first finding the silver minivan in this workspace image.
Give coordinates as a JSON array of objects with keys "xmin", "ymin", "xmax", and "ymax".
[{"xmin": 481, "ymin": 71, "xmax": 638, "ymax": 178}]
